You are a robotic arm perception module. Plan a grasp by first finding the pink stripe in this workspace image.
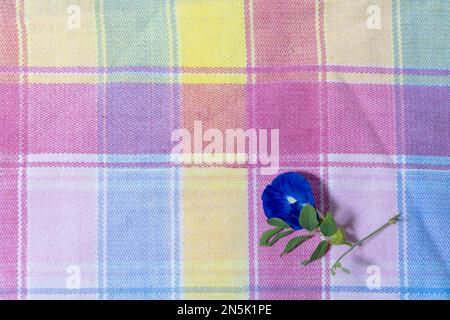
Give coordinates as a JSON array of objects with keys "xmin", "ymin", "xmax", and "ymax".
[
  {"xmin": 28, "ymin": 84, "xmax": 99, "ymax": 154},
  {"xmin": 328, "ymin": 83, "xmax": 396, "ymax": 155},
  {"xmin": 255, "ymin": 169, "xmax": 323, "ymax": 299},
  {"xmin": 0, "ymin": 2, "xmax": 19, "ymax": 69},
  {"xmin": 0, "ymin": 168, "xmax": 19, "ymax": 300},
  {"xmin": 18, "ymin": 0, "xmax": 29, "ymax": 300},
  {"xmin": 0, "ymin": 1, "xmax": 20, "ymax": 300},
  {"xmin": 0, "ymin": 84, "xmax": 20, "ymax": 299},
  {"xmin": 250, "ymin": 0, "xmax": 323, "ymax": 299}
]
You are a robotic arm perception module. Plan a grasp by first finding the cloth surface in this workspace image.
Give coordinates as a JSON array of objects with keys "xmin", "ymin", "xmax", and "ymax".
[{"xmin": 0, "ymin": 0, "xmax": 449, "ymax": 300}]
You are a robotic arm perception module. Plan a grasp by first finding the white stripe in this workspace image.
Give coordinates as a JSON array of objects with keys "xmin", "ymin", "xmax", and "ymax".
[
  {"xmin": 401, "ymin": 155, "xmax": 409, "ymax": 299},
  {"xmin": 319, "ymin": 165, "xmax": 326, "ymax": 300},
  {"xmin": 24, "ymin": 153, "xmax": 406, "ymax": 166},
  {"xmin": 27, "ymin": 153, "xmax": 172, "ymax": 164},
  {"xmin": 329, "ymin": 153, "xmax": 397, "ymax": 164},
  {"xmin": 101, "ymin": 164, "xmax": 108, "ymax": 299},
  {"xmin": 315, "ymin": 0, "xmax": 327, "ymax": 300},
  {"xmin": 169, "ymin": 167, "xmax": 176, "ymax": 299},
  {"xmin": 252, "ymin": 168, "xmax": 259, "ymax": 299},
  {"xmin": 178, "ymin": 169, "xmax": 184, "ymax": 299},
  {"xmin": 17, "ymin": 167, "xmax": 23, "ymax": 299},
  {"xmin": 28, "ymin": 153, "xmax": 98, "ymax": 163}
]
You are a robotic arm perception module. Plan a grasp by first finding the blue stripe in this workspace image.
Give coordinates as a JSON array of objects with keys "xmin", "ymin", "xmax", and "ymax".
[
  {"xmin": 168, "ymin": 0, "xmax": 181, "ymax": 300},
  {"xmin": 95, "ymin": 0, "xmax": 107, "ymax": 300},
  {"xmin": 405, "ymin": 155, "xmax": 450, "ymax": 166},
  {"xmin": 8, "ymin": 286, "xmax": 450, "ymax": 296},
  {"xmin": 107, "ymin": 154, "xmax": 172, "ymax": 163},
  {"xmin": 405, "ymin": 170, "xmax": 450, "ymax": 300},
  {"xmin": 399, "ymin": 0, "xmax": 450, "ymax": 69},
  {"xmin": 106, "ymin": 168, "xmax": 174, "ymax": 299}
]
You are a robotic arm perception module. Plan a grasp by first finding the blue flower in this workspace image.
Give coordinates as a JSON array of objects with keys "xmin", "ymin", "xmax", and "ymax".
[{"xmin": 262, "ymin": 172, "xmax": 316, "ymax": 230}]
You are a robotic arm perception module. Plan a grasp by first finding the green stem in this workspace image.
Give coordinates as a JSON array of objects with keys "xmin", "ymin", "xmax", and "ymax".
[
  {"xmin": 331, "ymin": 214, "xmax": 400, "ymax": 273},
  {"xmin": 316, "ymin": 208, "xmax": 325, "ymax": 220}
]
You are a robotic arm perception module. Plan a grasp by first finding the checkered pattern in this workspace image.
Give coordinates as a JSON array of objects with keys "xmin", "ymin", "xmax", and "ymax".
[{"xmin": 0, "ymin": 0, "xmax": 449, "ymax": 300}]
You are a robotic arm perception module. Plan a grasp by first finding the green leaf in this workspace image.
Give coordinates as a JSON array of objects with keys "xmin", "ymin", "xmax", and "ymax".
[
  {"xmin": 340, "ymin": 266, "xmax": 351, "ymax": 274},
  {"xmin": 281, "ymin": 235, "xmax": 312, "ymax": 256},
  {"xmin": 259, "ymin": 227, "xmax": 282, "ymax": 247},
  {"xmin": 268, "ymin": 230, "xmax": 294, "ymax": 246},
  {"xmin": 267, "ymin": 218, "xmax": 291, "ymax": 229},
  {"xmin": 329, "ymin": 228, "xmax": 346, "ymax": 245},
  {"xmin": 301, "ymin": 240, "xmax": 329, "ymax": 266},
  {"xmin": 319, "ymin": 214, "xmax": 338, "ymax": 237},
  {"xmin": 299, "ymin": 204, "xmax": 319, "ymax": 231}
]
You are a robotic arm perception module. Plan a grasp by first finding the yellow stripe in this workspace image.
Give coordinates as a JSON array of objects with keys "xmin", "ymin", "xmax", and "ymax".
[
  {"xmin": 176, "ymin": 0, "xmax": 246, "ymax": 68},
  {"xmin": 323, "ymin": 0, "xmax": 394, "ymax": 67},
  {"xmin": 180, "ymin": 72, "xmax": 246, "ymax": 84},
  {"xmin": 183, "ymin": 168, "xmax": 248, "ymax": 299},
  {"xmin": 24, "ymin": 0, "xmax": 98, "ymax": 67},
  {"xmin": 97, "ymin": 0, "xmax": 107, "ymax": 72}
]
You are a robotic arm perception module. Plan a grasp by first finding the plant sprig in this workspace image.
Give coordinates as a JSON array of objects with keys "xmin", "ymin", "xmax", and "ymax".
[
  {"xmin": 330, "ymin": 214, "xmax": 400, "ymax": 275},
  {"xmin": 260, "ymin": 205, "xmax": 401, "ymax": 275}
]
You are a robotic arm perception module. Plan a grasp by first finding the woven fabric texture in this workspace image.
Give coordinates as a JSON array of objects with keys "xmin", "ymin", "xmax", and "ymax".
[{"xmin": 0, "ymin": 0, "xmax": 449, "ymax": 299}]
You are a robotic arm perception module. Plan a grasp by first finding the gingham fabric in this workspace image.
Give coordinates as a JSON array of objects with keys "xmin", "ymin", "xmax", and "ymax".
[{"xmin": 0, "ymin": 0, "xmax": 449, "ymax": 300}]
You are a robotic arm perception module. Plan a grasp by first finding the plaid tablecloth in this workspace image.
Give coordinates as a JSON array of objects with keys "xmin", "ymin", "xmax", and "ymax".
[{"xmin": 0, "ymin": 0, "xmax": 449, "ymax": 300}]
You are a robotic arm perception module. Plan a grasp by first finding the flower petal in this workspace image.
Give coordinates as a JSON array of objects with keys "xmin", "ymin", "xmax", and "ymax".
[
  {"xmin": 261, "ymin": 172, "xmax": 317, "ymax": 230},
  {"xmin": 261, "ymin": 187, "xmax": 304, "ymax": 230},
  {"xmin": 281, "ymin": 204, "xmax": 303, "ymax": 230},
  {"xmin": 261, "ymin": 185, "xmax": 291, "ymax": 220},
  {"xmin": 271, "ymin": 172, "xmax": 315, "ymax": 207}
]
